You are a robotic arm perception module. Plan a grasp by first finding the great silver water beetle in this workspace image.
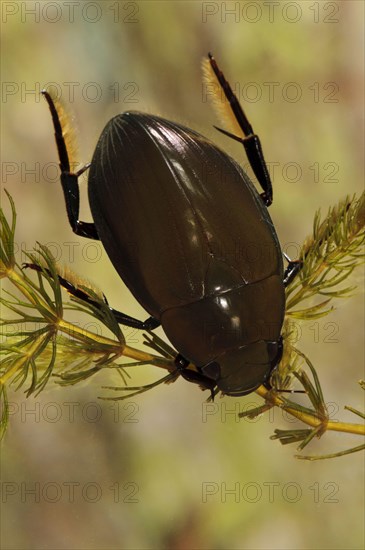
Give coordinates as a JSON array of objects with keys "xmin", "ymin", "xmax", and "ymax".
[{"xmin": 40, "ymin": 54, "xmax": 301, "ymax": 397}]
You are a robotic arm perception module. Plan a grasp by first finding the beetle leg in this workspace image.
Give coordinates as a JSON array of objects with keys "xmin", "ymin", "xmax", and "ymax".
[
  {"xmin": 42, "ymin": 90, "xmax": 99, "ymax": 240},
  {"xmin": 282, "ymin": 253, "xmax": 303, "ymax": 287},
  {"xmin": 109, "ymin": 309, "xmax": 160, "ymax": 331},
  {"xmin": 23, "ymin": 262, "xmax": 160, "ymax": 330},
  {"xmin": 60, "ymin": 169, "xmax": 100, "ymax": 240},
  {"xmin": 175, "ymin": 354, "xmax": 217, "ymax": 399},
  {"xmin": 208, "ymin": 53, "xmax": 273, "ymax": 206}
]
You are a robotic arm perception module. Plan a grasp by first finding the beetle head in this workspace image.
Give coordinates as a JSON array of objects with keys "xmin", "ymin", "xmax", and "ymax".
[{"xmin": 200, "ymin": 338, "xmax": 283, "ymax": 396}]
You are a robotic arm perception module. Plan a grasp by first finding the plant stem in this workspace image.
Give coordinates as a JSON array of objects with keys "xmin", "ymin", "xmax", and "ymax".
[{"xmin": 255, "ymin": 385, "xmax": 365, "ymax": 436}]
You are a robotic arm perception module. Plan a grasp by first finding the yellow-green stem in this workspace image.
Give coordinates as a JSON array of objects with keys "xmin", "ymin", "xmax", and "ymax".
[{"xmin": 255, "ymin": 386, "xmax": 365, "ymax": 436}]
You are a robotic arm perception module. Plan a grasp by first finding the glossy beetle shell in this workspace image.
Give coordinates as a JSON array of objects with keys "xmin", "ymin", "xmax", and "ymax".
[{"xmin": 88, "ymin": 112, "xmax": 285, "ymax": 395}]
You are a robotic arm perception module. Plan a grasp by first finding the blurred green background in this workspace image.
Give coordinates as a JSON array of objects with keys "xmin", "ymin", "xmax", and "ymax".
[{"xmin": 1, "ymin": 1, "xmax": 364, "ymax": 549}]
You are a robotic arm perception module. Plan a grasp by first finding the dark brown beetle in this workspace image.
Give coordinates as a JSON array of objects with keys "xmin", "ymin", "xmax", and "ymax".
[{"xmin": 41, "ymin": 54, "xmax": 300, "ymax": 397}]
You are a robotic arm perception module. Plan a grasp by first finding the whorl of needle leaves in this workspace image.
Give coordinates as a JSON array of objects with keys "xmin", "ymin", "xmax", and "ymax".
[
  {"xmin": 286, "ymin": 192, "xmax": 365, "ymax": 319},
  {"xmin": 0, "ymin": 191, "xmax": 364, "ymax": 455}
]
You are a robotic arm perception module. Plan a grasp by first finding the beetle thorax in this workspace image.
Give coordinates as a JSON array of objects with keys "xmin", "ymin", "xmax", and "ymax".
[{"xmin": 161, "ymin": 275, "xmax": 284, "ymax": 366}]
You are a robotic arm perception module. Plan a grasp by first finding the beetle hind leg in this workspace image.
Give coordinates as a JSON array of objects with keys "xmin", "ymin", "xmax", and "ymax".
[
  {"xmin": 207, "ymin": 53, "xmax": 273, "ymax": 206},
  {"xmin": 42, "ymin": 90, "xmax": 99, "ymax": 240}
]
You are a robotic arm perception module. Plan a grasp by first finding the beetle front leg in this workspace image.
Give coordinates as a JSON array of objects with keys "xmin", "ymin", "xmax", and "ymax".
[
  {"xmin": 175, "ymin": 354, "xmax": 217, "ymax": 399},
  {"xmin": 42, "ymin": 90, "xmax": 99, "ymax": 240},
  {"xmin": 208, "ymin": 53, "xmax": 273, "ymax": 206}
]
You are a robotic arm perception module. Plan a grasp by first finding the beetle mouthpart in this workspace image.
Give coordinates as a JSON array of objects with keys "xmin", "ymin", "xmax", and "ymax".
[{"xmin": 202, "ymin": 342, "xmax": 275, "ymax": 397}]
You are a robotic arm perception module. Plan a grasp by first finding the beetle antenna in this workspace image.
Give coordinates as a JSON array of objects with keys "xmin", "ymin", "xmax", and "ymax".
[{"xmin": 278, "ymin": 388, "xmax": 306, "ymax": 394}]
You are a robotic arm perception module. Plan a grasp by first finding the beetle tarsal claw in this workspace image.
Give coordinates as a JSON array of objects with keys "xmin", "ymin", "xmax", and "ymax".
[
  {"xmin": 75, "ymin": 163, "xmax": 91, "ymax": 177},
  {"xmin": 213, "ymin": 125, "xmax": 244, "ymax": 143}
]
